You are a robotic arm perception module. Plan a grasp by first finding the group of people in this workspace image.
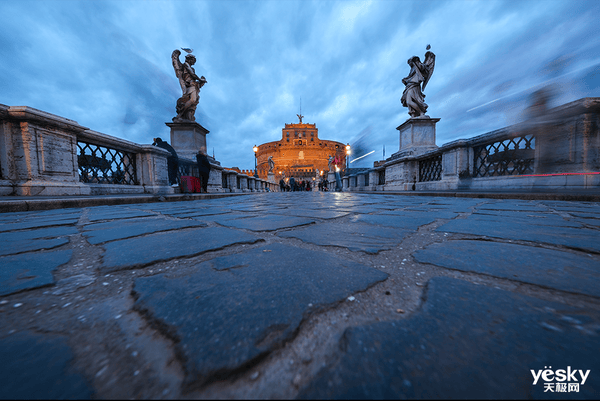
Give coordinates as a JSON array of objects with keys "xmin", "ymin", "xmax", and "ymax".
[
  {"xmin": 152, "ymin": 137, "xmax": 210, "ymax": 193},
  {"xmin": 279, "ymin": 177, "xmax": 330, "ymax": 192},
  {"xmin": 280, "ymin": 177, "xmax": 311, "ymax": 192}
]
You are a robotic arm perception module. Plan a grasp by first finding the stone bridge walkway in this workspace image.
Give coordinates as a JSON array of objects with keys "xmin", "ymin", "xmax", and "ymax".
[{"xmin": 1, "ymin": 192, "xmax": 599, "ymax": 399}]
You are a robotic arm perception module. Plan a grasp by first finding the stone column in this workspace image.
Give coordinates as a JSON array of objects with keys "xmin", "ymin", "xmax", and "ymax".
[
  {"xmin": 226, "ymin": 171, "xmax": 237, "ymax": 192},
  {"xmin": 327, "ymin": 171, "xmax": 336, "ymax": 191},
  {"xmin": 357, "ymin": 173, "xmax": 365, "ymax": 191},
  {"xmin": 137, "ymin": 145, "xmax": 174, "ymax": 194}
]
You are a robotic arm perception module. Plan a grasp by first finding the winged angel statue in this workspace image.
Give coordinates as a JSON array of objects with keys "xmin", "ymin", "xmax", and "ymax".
[
  {"xmin": 171, "ymin": 49, "xmax": 207, "ymax": 122},
  {"xmin": 401, "ymin": 46, "xmax": 435, "ymax": 118}
]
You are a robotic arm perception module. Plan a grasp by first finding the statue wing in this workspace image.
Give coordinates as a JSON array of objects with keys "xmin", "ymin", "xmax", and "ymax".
[
  {"xmin": 171, "ymin": 50, "xmax": 185, "ymax": 91},
  {"xmin": 422, "ymin": 51, "xmax": 436, "ymax": 91}
]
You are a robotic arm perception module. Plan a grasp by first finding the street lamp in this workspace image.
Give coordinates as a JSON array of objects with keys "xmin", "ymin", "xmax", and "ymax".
[
  {"xmin": 345, "ymin": 143, "xmax": 351, "ymax": 175},
  {"xmin": 253, "ymin": 145, "xmax": 259, "ymax": 178}
]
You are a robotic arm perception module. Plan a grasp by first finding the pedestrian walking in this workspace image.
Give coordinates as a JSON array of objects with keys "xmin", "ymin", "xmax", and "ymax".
[{"xmin": 196, "ymin": 151, "xmax": 211, "ymax": 193}]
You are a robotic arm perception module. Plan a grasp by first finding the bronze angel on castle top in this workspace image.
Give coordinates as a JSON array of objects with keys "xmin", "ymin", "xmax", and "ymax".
[
  {"xmin": 401, "ymin": 45, "xmax": 436, "ymax": 118},
  {"xmin": 171, "ymin": 48, "xmax": 207, "ymax": 122}
]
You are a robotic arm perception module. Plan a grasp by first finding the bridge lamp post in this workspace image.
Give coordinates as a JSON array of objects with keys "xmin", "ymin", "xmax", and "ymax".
[
  {"xmin": 345, "ymin": 143, "xmax": 351, "ymax": 175},
  {"xmin": 253, "ymin": 145, "xmax": 259, "ymax": 178}
]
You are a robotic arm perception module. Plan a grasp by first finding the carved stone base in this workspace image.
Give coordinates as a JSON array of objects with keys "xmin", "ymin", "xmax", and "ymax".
[
  {"xmin": 166, "ymin": 121, "xmax": 209, "ymax": 160},
  {"xmin": 268, "ymin": 172, "xmax": 276, "ymax": 183},
  {"xmin": 391, "ymin": 117, "xmax": 440, "ymax": 159}
]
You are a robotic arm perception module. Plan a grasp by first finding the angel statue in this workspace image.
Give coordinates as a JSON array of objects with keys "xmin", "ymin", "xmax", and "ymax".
[
  {"xmin": 171, "ymin": 49, "xmax": 207, "ymax": 122},
  {"xmin": 268, "ymin": 156, "xmax": 275, "ymax": 173},
  {"xmin": 401, "ymin": 45, "xmax": 435, "ymax": 118}
]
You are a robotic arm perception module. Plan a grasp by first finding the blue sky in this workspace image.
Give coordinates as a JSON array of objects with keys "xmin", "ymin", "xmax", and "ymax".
[{"xmin": 1, "ymin": 0, "xmax": 599, "ymax": 169}]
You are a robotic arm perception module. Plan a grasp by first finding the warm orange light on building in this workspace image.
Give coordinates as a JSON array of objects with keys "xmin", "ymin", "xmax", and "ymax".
[{"xmin": 254, "ymin": 118, "xmax": 346, "ymax": 181}]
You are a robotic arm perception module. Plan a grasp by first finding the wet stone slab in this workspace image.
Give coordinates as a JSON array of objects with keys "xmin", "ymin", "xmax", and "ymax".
[
  {"xmin": 277, "ymin": 221, "xmax": 411, "ymax": 254},
  {"xmin": 436, "ymin": 216, "xmax": 600, "ymax": 253},
  {"xmin": 213, "ymin": 215, "xmax": 315, "ymax": 232},
  {"xmin": 469, "ymin": 211, "xmax": 583, "ymax": 227},
  {"xmin": 86, "ymin": 206, "xmax": 156, "ymax": 222},
  {"xmin": 0, "ymin": 226, "xmax": 77, "ymax": 256},
  {"xmin": 82, "ymin": 217, "xmax": 207, "ymax": 244},
  {"xmin": 0, "ymin": 331, "xmax": 93, "ymax": 399},
  {"xmin": 271, "ymin": 208, "xmax": 351, "ymax": 219},
  {"xmin": 413, "ymin": 240, "xmax": 600, "ymax": 297},
  {"xmin": 132, "ymin": 243, "xmax": 388, "ymax": 389},
  {"xmin": 350, "ymin": 213, "xmax": 439, "ymax": 229},
  {"xmin": 0, "ymin": 250, "xmax": 72, "ymax": 296},
  {"xmin": 101, "ymin": 226, "xmax": 262, "ymax": 272},
  {"xmin": 299, "ymin": 277, "xmax": 600, "ymax": 399},
  {"xmin": 0, "ymin": 214, "xmax": 80, "ymax": 233},
  {"xmin": 379, "ymin": 209, "xmax": 460, "ymax": 220}
]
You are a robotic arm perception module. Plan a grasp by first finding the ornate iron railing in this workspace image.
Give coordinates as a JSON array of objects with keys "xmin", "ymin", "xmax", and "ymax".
[
  {"xmin": 473, "ymin": 134, "xmax": 535, "ymax": 177},
  {"xmin": 419, "ymin": 154, "xmax": 442, "ymax": 182},
  {"xmin": 378, "ymin": 170, "xmax": 385, "ymax": 185},
  {"xmin": 77, "ymin": 141, "xmax": 137, "ymax": 185}
]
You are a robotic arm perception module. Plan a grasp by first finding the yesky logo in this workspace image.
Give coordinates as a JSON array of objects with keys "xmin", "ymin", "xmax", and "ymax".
[{"xmin": 531, "ymin": 366, "xmax": 591, "ymax": 393}]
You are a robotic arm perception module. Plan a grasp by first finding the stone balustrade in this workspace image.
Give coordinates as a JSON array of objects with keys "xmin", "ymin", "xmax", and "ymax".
[
  {"xmin": 0, "ymin": 105, "xmax": 278, "ymax": 196},
  {"xmin": 342, "ymin": 98, "xmax": 600, "ymax": 192}
]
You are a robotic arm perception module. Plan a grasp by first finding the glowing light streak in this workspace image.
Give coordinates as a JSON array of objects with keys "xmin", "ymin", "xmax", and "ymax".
[{"xmin": 350, "ymin": 150, "xmax": 375, "ymax": 163}]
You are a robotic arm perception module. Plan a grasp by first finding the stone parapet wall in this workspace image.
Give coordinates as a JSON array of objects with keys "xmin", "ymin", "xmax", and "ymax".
[{"xmin": 342, "ymin": 98, "xmax": 600, "ymax": 193}]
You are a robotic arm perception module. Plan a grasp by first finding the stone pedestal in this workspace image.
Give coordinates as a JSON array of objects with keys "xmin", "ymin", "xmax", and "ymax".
[
  {"xmin": 268, "ymin": 172, "xmax": 276, "ymax": 183},
  {"xmin": 392, "ymin": 117, "xmax": 440, "ymax": 159},
  {"xmin": 327, "ymin": 171, "xmax": 336, "ymax": 191},
  {"xmin": 166, "ymin": 121, "xmax": 209, "ymax": 160}
]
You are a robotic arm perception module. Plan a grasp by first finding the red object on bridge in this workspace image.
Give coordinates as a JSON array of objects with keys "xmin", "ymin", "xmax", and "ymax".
[{"xmin": 180, "ymin": 176, "xmax": 202, "ymax": 193}]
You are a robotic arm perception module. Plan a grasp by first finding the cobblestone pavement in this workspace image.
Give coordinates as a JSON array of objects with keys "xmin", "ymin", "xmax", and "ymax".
[{"xmin": 1, "ymin": 192, "xmax": 599, "ymax": 399}]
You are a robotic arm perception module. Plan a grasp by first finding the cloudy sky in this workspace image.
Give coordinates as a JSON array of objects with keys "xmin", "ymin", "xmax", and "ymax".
[{"xmin": 1, "ymin": 0, "xmax": 599, "ymax": 169}]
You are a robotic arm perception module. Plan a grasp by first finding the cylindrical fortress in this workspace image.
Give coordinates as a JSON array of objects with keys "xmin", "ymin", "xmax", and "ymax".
[{"xmin": 255, "ymin": 120, "xmax": 347, "ymax": 182}]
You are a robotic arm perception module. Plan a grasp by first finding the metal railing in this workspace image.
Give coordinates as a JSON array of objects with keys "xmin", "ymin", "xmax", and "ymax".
[
  {"xmin": 378, "ymin": 170, "xmax": 385, "ymax": 185},
  {"xmin": 419, "ymin": 154, "xmax": 442, "ymax": 182},
  {"xmin": 473, "ymin": 134, "xmax": 535, "ymax": 177},
  {"xmin": 77, "ymin": 141, "xmax": 137, "ymax": 185}
]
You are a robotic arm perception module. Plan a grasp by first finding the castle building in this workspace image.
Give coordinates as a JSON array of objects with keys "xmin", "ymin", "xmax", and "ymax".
[{"xmin": 255, "ymin": 115, "xmax": 347, "ymax": 182}]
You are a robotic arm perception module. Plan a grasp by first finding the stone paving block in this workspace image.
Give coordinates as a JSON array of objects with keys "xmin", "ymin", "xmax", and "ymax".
[
  {"xmin": 0, "ymin": 226, "xmax": 77, "ymax": 256},
  {"xmin": 436, "ymin": 216, "xmax": 600, "ymax": 253},
  {"xmin": 213, "ymin": 215, "xmax": 315, "ymax": 231},
  {"xmin": 86, "ymin": 207, "xmax": 155, "ymax": 222},
  {"xmin": 298, "ymin": 277, "xmax": 600, "ymax": 399},
  {"xmin": 469, "ymin": 210, "xmax": 583, "ymax": 227},
  {"xmin": 475, "ymin": 202, "xmax": 550, "ymax": 212},
  {"xmin": 350, "ymin": 213, "xmax": 438, "ymax": 229},
  {"xmin": 0, "ymin": 250, "xmax": 72, "ymax": 296},
  {"xmin": 132, "ymin": 243, "xmax": 388, "ymax": 388},
  {"xmin": 161, "ymin": 208, "xmax": 230, "ymax": 218},
  {"xmin": 0, "ymin": 331, "xmax": 93, "ymax": 399},
  {"xmin": 82, "ymin": 217, "xmax": 207, "ymax": 244},
  {"xmin": 277, "ymin": 221, "xmax": 410, "ymax": 254},
  {"xmin": 101, "ymin": 227, "xmax": 262, "ymax": 272},
  {"xmin": 381, "ymin": 209, "xmax": 460, "ymax": 219},
  {"xmin": 0, "ymin": 215, "xmax": 80, "ymax": 233},
  {"xmin": 271, "ymin": 208, "xmax": 350, "ymax": 219},
  {"xmin": 413, "ymin": 240, "xmax": 600, "ymax": 297}
]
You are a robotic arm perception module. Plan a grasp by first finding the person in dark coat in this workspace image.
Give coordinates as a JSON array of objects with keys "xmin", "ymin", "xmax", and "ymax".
[
  {"xmin": 289, "ymin": 177, "xmax": 296, "ymax": 192},
  {"xmin": 153, "ymin": 137, "xmax": 179, "ymax": 185},
  {"xmin": 196, "ymin": 151, "xmax": 211, "ymax": 193},
  {"xmin": 279, "ymin": 178, "xmax": 285, "ymax": 192}
]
